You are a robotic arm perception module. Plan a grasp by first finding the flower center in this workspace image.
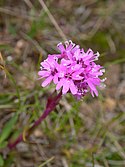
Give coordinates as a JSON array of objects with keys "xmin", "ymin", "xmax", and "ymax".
[
  {"xmin": 51, "ymin": 69, "xmax": 57, "ymax": 76},
  {"xmin": 65, "ymin": 73, "xmax": 72, "ymax": 79}
]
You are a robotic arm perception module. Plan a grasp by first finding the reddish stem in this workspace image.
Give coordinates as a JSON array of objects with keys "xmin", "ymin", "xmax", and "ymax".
[{"xmin": 8, "ymin": 91, "xmax": 62, "ymax": 149}]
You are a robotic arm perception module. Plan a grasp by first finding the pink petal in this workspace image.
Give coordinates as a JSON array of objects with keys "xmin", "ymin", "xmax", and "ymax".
[
  {"xmin": 71, "ymin": 45, "xmax": 80, "ymax": 53},
  {"xmin": 91, "ymin": 90, "xmax": 95, "ymax": 97},
  {"xmin": 66, "ymin": 40, "xmax": 75, "ymax": 51},
  {"xmin": 38, "ymin": 71, "xmax": 50, "ymax": 77},
  {"xmin": 69, "ymin": 80, "xmax": 77, "ymax": 95},
  {"xmin": 87, "ymin": 79, "xmax": 96, "ymax": 91},
  {"xmin": 74, "ymin": 49, "xmax": 80, "ymax": 60},
  {"xmin": 87, "ymin": 79, "xmax": 98, "ymax": 96},
  {"xmin": 61, "ymin": 59, "xmax": 71, "ymax": 66},
  {"xmin": 73, "ymin": 64, "xmax": 81, "ymax": 70},
  {"xmin": 72, "ymin": 74, "xmax": 83, "ymax": 80},
  {"xmin": 53, "ymin": 54, "xmax": 62, "ymax": 58},
  {"xmin": 53, "ymin": 75, "xmax": 58, "ymax": 84},
  {"xmin": 94, "ymin": 89, "xmax": 98, "ymax": 96},
  {"xmin": 72, "ymin": 71, "xmax": 84, "ymax": 80},
  {"xmin": 42, "ymin": 76, "xmax": 53, "ymax": 87},
  {"xmin": 56, "ymin": 79, "xmax": 64, "ymax": 90},
  {"xmin": 57, "ymin": 43, "xmax": 65, "ymax": 52},
  {"xmin": 62, "ymin": 80, "xmax": 70, "ymax": 94},
  {"xmin": 66, "ymin": 43, "xmax": 73, "ymax": 50},
  {"xmin": 90, "ymin": 89, "xmax": 98, "ymax": 97},
  {"xmin": 82, "ymin": 55, "xmax": 92, "ymax": 61},
  {"xmin": 41, "ymin": 61, "xmax": 50, "ymax": 69},
  {"xmin": 92, "ymin": 78, "xmax": 100, "ymax": 86}
]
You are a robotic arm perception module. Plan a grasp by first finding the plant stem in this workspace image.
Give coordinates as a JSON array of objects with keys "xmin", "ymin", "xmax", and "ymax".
[{"xmin": 8, "ymin": 91, "xmax": 62, "ymax": 150}]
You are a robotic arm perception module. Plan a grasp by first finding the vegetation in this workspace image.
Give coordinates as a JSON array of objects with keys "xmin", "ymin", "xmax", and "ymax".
[{"xmin": 0, "ymin": 0, "xmax": 125, "ymax": 166}]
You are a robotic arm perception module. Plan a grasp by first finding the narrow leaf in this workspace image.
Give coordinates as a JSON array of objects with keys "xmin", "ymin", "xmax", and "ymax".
[
  {"xmin": 0, "ymin": 155, "xmax": 4, "ymax": 166},
  {"xmin": 0, "ymin": 114, "xmax": 18, "ymax": 144}
]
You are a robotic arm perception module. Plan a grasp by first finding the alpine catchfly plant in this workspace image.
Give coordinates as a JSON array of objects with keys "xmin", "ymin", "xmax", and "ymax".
[
  {"xmin": 38, "ymin": 40, "xmax": 106, "ymax": 99},
  {"xmin": 8, "ymin": 40, "xmax": 106, "ymax": 149}
]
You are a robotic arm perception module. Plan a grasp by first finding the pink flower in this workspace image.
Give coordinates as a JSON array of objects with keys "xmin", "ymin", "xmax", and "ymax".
[
  {"xmin": 57, "ymin": 40, "xmax": 80, "ymax": 60},
  {"xmin": 38, "ymin": 56, "xmax": 58, "ymax": 87},
  {"xmin": 38, "ymin": 40, "xmax": 106, "ymax": 99},
  {"xmin": 56, "ymin": 62, "xmax": 83, "ymax": 94}
]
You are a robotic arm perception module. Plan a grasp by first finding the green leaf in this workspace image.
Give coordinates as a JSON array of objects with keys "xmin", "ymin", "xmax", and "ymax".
[
  {"xmin": 0, "ymin": 44, "xmax": 12, "ymax": 51},
  {"xmin": 0, "ymin": 114, "xmax": 18, "ymax": 144},
  {"xmin": 0, "ymin": 141, "xmax": 7, "ymax": 149},
  {"xmin": 0, "ymin": 154, "xmax": 4, "ymax": 167}
]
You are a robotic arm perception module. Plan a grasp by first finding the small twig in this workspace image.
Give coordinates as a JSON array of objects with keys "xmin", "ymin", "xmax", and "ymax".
[
  {"xmin": 0, "ymin": 52, "xmax": 6, "ymax": 78},
  {"xmin": 61, "ymin": 157, "xmax": 69, "ymax": 167},
  {"xmin": 106, "ymin": 35, "xmax": 116, "ymax": 54},
  {"xmin": 80, "ymin": 18, "xmax": 103, "ymax": 40},
  {"xmin": 92, "ymin": 153, "xmax": 95, "ymax": 167},
  {"xmin": 103, "ymin": 158, "xmax": 110, "ymax": 167},
  {"xmin": 0, "ymin": 7, "xmax": 37, "ymax": 21},
  {"xmin": 20, "ymin": 31, "xmax": 46, "ymax": 55},
  {"xmin": 38, "ymin": 156, "xmax": 55, "ymax": 167},
  {"xmin": 38, "ymin": 0, "xmax": 67, "ymax": 41},
  {"xmin": 23, "ymin": 0, "xmax": 34, "ymax": 9},
  {"xmin": 108, "ymin": 133, "xmax": 125, "ymax": 159}
]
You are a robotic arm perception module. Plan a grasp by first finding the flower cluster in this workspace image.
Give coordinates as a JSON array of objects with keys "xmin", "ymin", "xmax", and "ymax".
[{"xmin": 38, "ymin": 40, "xmax": 106, "ymax": 99}]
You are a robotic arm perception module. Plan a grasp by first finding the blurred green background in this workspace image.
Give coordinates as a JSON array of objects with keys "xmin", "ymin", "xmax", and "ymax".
[{"xmin": 0, "ymin": 0, "xmax": 125, "ymax": 166}]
